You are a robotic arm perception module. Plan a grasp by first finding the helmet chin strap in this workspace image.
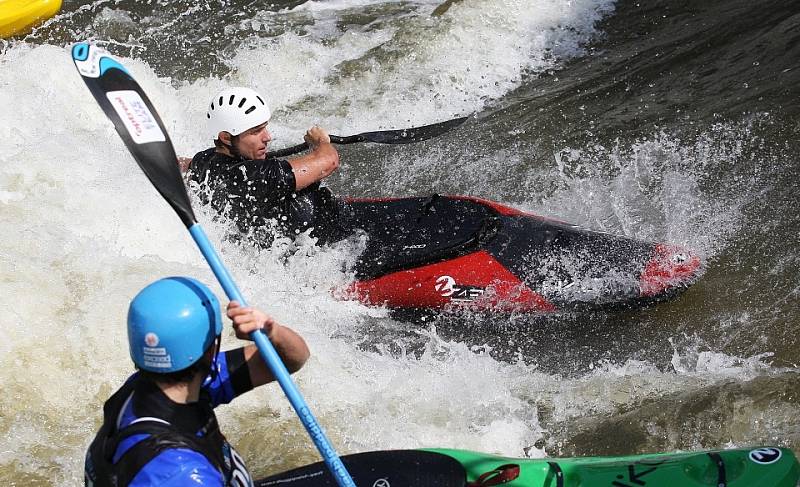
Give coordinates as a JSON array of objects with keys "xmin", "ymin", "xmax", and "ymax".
[{"xmin": 206, "ymin": 335, "xmax": 223, "ymax": 382}]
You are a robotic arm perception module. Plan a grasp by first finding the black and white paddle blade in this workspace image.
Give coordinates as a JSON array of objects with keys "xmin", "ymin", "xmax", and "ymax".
[{"xmin": 71, "ymin": 42, "xmax": 196, "ymax": 227}]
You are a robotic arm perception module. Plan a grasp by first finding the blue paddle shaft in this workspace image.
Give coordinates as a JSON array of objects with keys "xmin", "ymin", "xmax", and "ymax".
[{"xmin": 188, "ymin": 224, "xmax": 355, "ymax": 487}]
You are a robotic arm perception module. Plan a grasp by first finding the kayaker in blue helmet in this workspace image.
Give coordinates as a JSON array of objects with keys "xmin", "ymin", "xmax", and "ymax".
[
  {"xmin": 84, "ymin": 276, "xmax": 310, "ymax": 486},
  {"xmin": 186, "ymin": 87, "xmax": 343, "ymax": 245}
]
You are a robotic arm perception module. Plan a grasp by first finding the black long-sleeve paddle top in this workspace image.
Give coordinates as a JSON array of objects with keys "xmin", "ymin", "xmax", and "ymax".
[{"xmin": 188, "ymin": 148, "xmax": 340, "ymax": 245}]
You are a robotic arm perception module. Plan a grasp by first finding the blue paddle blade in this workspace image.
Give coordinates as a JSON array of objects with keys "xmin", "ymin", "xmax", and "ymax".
[{"xmin": 71, "ymin": 42, "xmax": 196, "ymax": 228}]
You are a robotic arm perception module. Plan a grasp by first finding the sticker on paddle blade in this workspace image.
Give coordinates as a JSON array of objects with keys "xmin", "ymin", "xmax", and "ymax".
[{"xmin": 106, "ymin": 90, "xmax": 166, "ymax": 144}]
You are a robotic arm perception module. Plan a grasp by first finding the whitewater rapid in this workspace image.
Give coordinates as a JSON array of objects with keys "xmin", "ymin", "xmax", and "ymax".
[{"xmin": 2, "ymin": 0, "xmax": 798, "ymax": 483}]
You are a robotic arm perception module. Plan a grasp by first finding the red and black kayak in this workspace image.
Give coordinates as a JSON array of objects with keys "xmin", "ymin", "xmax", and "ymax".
[{"xmin": 336, "ymin": 194, "xmax": 703, "ymax": 313}]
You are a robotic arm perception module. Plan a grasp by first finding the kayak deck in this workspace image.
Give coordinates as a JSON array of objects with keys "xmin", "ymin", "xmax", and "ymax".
[{"xmin": 339, "ymin": 195, "xmax": 703, "ymax": 313}]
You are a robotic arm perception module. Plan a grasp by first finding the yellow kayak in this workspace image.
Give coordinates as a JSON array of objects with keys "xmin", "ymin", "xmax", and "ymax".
[{"xmin": 0, "ymin": 0, "xmax": 61, "ymax": 38}]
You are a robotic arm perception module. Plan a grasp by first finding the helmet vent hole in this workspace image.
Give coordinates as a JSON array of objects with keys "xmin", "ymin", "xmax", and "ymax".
[
  {"xmin": 229, "ymin": 95, "xmax": 235, "ymax": 105},
  {"xmin": 257, "ymin": 95, "xmax": 265, "ymax": 105},
  {"xmin": 238, "ymin": 98, "xmax": 247, "ymax": 108},
  {"xmin": 245, "ymin": 106, "xmax": 256, "ymax": 115},
  {"xmin": 218, "ymin": 96, "xmax": 223, "ymax": 106},
  {"xmin": 206, "ymin": 113, "xmax": 210, "ymax": 118},
  {"xmin": 210, "ymin": 102, "xmax": 214, "ymax": 110}
]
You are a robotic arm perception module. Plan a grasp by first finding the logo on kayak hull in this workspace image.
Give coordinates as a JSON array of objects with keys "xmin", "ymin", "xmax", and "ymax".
[
  {"xmin": 749, "ymin": 447, "xmax": 782, "ymax": 465},
  {"xmin": 435, "ymin": 276, "xmax": 485, "ymax": 302}
]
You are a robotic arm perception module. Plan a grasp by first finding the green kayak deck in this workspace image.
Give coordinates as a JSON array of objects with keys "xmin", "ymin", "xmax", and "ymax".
[
  {"xmin": 257, "ymin": 445, "xmax": 799, "ymax": 486},
  {"xmin": 430, "ymin": 446, "xmax": 799, "ymax": 486}
]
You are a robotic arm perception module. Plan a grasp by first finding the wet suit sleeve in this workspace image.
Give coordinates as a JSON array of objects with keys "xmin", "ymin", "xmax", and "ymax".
[{"xmin": 202, "ymin": 349, "xmax": 254, "ymax": 408}]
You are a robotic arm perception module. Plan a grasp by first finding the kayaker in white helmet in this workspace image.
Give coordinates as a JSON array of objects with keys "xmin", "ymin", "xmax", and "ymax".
[{"xmin": 186, "ymin": 87, "xmax": 341, "ymax": 244}]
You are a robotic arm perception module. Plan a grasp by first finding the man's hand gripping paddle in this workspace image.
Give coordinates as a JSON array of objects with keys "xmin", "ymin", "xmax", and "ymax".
[{"xmin": 70, "ymin": 43, "xmax": 356, "ymax": 487}]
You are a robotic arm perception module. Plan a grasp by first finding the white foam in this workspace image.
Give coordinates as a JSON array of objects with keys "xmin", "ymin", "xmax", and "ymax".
[
  {"xmin": 535, "ymin": 128, "xmax": 756, "ymax": 259},
  {"xmin": 222, "ymin": 0, "xmax": 616, "ymax": 140}
]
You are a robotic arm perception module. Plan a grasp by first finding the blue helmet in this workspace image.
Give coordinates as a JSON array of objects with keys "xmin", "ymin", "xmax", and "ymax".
[{"xmin": 127, "ymin": 277, "xmax": 223, "ymax": 373}]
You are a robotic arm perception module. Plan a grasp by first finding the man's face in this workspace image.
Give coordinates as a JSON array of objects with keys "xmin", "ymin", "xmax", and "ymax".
[{"xmin": 234, "ymin": 122, "xmax": 272, "ymax": 160}]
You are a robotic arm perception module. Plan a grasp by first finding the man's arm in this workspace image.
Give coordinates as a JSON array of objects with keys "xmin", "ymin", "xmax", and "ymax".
[
  {"xmin": 226, "ymin": 302, "xmax": 311, "ymax": 388},
  {"xmin": 287, "ymin": 126, "xmax": 339, "ymax": 190}
]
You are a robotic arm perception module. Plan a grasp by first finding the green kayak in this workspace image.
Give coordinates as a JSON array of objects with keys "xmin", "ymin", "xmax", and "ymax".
[{"xmin": 257, "ymin": 446, "xmax": 799, "ymax": 486}]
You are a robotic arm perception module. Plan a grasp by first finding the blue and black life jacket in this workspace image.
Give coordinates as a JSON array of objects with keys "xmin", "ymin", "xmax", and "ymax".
[{"xmin": 84, "ymin": 375, "xmax": 252, "ymax": 486}]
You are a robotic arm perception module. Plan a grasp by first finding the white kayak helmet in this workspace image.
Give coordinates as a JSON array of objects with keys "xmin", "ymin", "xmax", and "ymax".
[{"xmin": 207, "ymin": 87, "xmax": 271, "ymax": 140}]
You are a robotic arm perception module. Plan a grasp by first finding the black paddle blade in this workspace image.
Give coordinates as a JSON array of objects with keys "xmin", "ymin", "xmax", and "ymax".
[
  {"xmin": 71, "ymin": 43, "xmax": 196, "ymax": 228},
  {"xmin": 269, "ymin": 115, "xmax": 470, "ymax": 158},
  {"xmin": 355, "ymin": 115, "xmax": 470, "ymax": 144},
  {"xmin": 256, "ymin": 450, "xmax": 466, "ymax": 487}
]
